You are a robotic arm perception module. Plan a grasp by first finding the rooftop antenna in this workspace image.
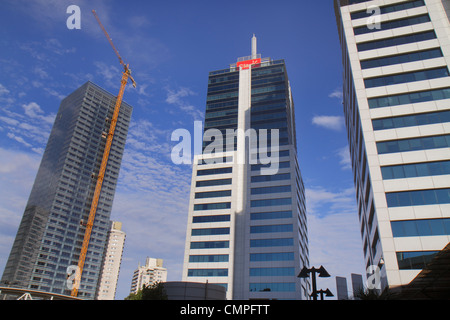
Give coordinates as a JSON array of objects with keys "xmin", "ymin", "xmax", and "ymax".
[{"xmin": 251, "ymin": 34, "xmax": 257, "ymax": 59}]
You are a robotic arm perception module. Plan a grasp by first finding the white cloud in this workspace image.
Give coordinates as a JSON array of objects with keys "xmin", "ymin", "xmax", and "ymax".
[
  {"xmin": 0, "ymin": 83, "xmax": 10, "ymax": 96},
  {"xmin": 306, "ymin": 186, "xmax": 356, "ymax": 217},
  {"xmin": 312, "ymin": 115, "xmax": 344, "ymax": 131},
  {"xmin": 165, "ymin": 87, "xmax": 203, "ymax": 121},
  {"xmin": 329, "ymin": 88, "xmax": 343, "ymax": 100},
  {"xmin": 336, "ymin": 145, "xmax": 352, "ymax": 170}
]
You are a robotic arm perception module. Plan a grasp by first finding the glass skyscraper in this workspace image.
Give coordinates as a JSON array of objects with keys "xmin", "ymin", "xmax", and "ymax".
[
  {"xmin": 182, "ymin": 36, "xmax": 310, "ymax": 300},
  {"xmin": 335, "ymin": 0, "xmax": 450, "ymax": 291},
  {"xmin": 1, "ymin": 81, "xmax": 132, "ymax": 299}
]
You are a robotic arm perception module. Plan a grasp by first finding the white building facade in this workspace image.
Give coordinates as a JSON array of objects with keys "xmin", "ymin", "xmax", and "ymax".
[
  {"xmin": 335, "ymin": 0, "xmax": 450, "ymax": 290},
  {"xmin": 130, "ymin": 258, "xmax": 167, "ymax": 295},
  {"xmin": 181, "ymin": 36, "xmax": 310, "ymax": 300},
  {"xmin": 96, "ymin": 221, "xmax": 126, "ymax": 300}
]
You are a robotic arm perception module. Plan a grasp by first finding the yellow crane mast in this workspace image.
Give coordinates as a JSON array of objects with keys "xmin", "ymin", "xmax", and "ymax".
[{"xmin": 71, "ymin": 10, "xmax": 136, "ymax": 297}]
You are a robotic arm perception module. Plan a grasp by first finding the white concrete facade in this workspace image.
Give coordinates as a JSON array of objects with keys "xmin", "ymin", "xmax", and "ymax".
[
  {"xmin": 335, "ymin": 0, "xmax": 450, "ymax": 290},
  {"xmin": 96, "ymin": 221, "xmax": 126, "ymax": 300},
  {"xmin": 130, "ymin": 257, "xmax": 167, "ymax": 295}
]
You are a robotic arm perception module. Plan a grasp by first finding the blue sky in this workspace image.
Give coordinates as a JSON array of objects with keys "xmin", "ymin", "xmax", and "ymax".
[{"xmin": 0, "ymin": 0, "xmax": 366, "ymax": 299}]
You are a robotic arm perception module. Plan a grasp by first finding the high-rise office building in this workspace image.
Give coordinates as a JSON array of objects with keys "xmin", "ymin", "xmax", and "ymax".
[
  {"xmin": 334, "ymin": 0, "xmax": 450, "ymax": 291},
  {"xmin": 96, "ymin": 221, "xmax": 126, "ymax": 300},
  {"xmin": 182, "ymin": 35, "xmax": 309, "ymax": 300},
  {"xmin": 1, "ymin": 81, "xmax": 132, "ymax": 299},
  {"xmin": 129, "ymin": 258, "xmax": 167, "ymax": 295}
]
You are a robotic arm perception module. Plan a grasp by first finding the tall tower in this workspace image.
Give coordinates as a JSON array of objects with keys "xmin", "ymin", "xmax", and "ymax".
[
  {"xmin": 182, "ymin": 36, "xmax": 310, "ymax": 300},
  {"xmin": 334, "ymin": 0, "xmax": 450, "ymax": 291},
  {"xmin": 1, "ymin": 81, "xmax": 132, "ymax": 299}
]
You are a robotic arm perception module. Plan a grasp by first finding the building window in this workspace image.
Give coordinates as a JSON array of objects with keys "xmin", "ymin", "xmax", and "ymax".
[
  {"xmin": 354, "ymin": 14, "xmax": 430, "ymax": 36},
  {"xmin": 250, "ymin": 210, "xmax": 292, "ymax": 220},
  {"xmin": 197, "ymin": 167, "xmax": 232, "ymax": 176},
  {"xmin": 361, "ymin": 48, "xmax": 443, "ymax": 70},
  {"xmin": 249, "ymin": 282, "xmax": 295, "ymax": 292},
  {"xmin": 357, "ymin": 30, "xmax": 436, "ymax": 52},
  {"xmin": 250, "ymin": 198, "xmax": 292, "ymax": 207},
  {"xmin": 193, "ymin": 202, "xmax": 231, "ymax": 211},
  {"xmin": 368, "ymin": 87, "xmax": 450, "ymax": 109},
  {"xmin": 381, "ymin": 160, "xmax": 450, "ymax": 179},
  {"xmin": 192, "ymin": 215, "xmax": 231, "ymax": 223},
  {"xmin": 250, "ymin": 238, "xmax": 294, "ymax": 247},
  {"xmin": 364, "ymin": 67, "xmax": 449, "ymax": 89},
  {"xmin": 249, "ymin": 267, "xmax": 295, "ymax": 277},
  {"xmin": 386, "ymin": 188, "xmax": 450, "ymax": 207},
  {"xmin": 195, "ymin": 190, "xmax": 232, "ymax": 199},
  {"xmin": 351, "ymin": 0, "xmax": 425, "ymax": 20},
  {"xmin": 196, "ymin": 178, "xmax": 232, "ymax": 187},
  {"xmin": 391, "ymin": 218, "xmax": 450, "ymax": 237},
  {"xmin": 372, "ymin": 110, "xmax": 450, "ymax": 131},
  {"xmin": 191, "ymin": 228, "xmax": 230, "ymax": 236},
  {"xmin": 190, "ymin": 241, "xmax": 229, "ymax": 249},
  {"xmin": 187, "ymin": 269, "xmax": 228, "ymax": 277},
  {"xmin": 189, "ymin": 255, "xmax": 229, "ymax": 263},
  {"xmin": 396, "ymin": 251, "xmax": 438, "ymax": 270},
  {"xmin": 377, "ymin": 135, "xmax": 450, "ymax": 154},
  {"xmin": 250, "ymin": 224, "xmax": 293, "ymax": 234},
  {"xmin": 251, "ymin": 185, "xmax": 291, "ymax": 195},
  {"xmin": 251, "ymin": 173, "xmax": 290, "ymax": 183},
  {"xmin": 250, "ymin": 252, "xmax": 294, "ymax": 262}
]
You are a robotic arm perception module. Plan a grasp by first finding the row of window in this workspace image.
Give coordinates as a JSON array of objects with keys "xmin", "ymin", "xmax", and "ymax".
[
  {"xmin": 251, "ymin": 198, "xmax": 292, "ymax": 208},
  {"xmin": 386, "ymin": 188, "xmax": 450, "ymax": 207},
  {"xmin": 251, "ymin": 185, "xmax": 291, "ymax": 195},
  {"xmin": 251, "ymin": 173, "xmax": 291, "ymax": 183},
  {"xmin": 249, "ymin": 267, "xmax": 295, "ymax": 277},
  {"xmin": 191, "ymin": 227, "xmax": 230, "ymax": 236},
  {"xmin": 364, "ymin": 67, "xmax": 449, "ymax": 89},
  {"xmin": 193, "ymin": 202, "xmax": 231, "ymax": 211},
  {"xmin": 251, "ymin": 210, "xmax": 292, "ymax": 220},
  {"xmin": 354, "ymin": 14, "xmax": 430, "ymax": 36},
  {"xmin": 396, "ymin": 251, "xmax": 438, "ymax": 270},
  {"xmin": 195, "ymin": 190, "xmax": 231, "ymax": 199},
  {"xmin": 357, "ymin": 30, "xmax": 436, "ymax": 52},
  {"xmin": 249, "ymin": 282, "xmax": 295, "ymax": 292},
  {"xmin": 250, "ymin": 238, "xmax": 294, "ymax": 247},
  {"xmin": 391, "ymin": 218, "xmax": 450, "ymax": 238},
  {"xmin": 196, "ymin": 178, "xmax": 232, "ymax": 187},
  {"xmin": 351, "ymin": 0, "xmax": 425, "ymax": 20},
  {"xmin": 361, "ymin": 48, "xmax": 443, "ymax": 70},
  {"xmin": 377, "ymin": 134, "xmax": 450, "ymax": 155},
  {"xmin": 190, "ymin": 241, "xmax": 229, "ymax": 249},
  {"xmin": 187, "ymin": 269, "xmax": 228, "ymax": 277},
  {"xmin": 189, "ymin": 254, "xmax": 229, "ymax": 263},
  {"xmin": 381, "ymin": 160, "xmax": 450, "ymax": 180},
  {"xmin": 250, "ymin": 252, "xmax": 294, "ymax": 262},
  {"xmin": 372, "ymin": 110, "xmax": 450, "ymax": 131},
  {"xmin": 368, "ymin": 87, "xmax": 450, "ymax": 109},
  {"xmin": 250, "ymin": 224, "xmax": 293, "ymax": 234},
  {"xmin": 192, "ymin": 214, "xmax": 230, "ymax": 223}
]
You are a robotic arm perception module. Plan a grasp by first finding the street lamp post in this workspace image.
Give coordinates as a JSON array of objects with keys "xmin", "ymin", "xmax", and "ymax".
[{"xmin": 297, "ymin": 265, "xmax": 332, "ymax": 300}]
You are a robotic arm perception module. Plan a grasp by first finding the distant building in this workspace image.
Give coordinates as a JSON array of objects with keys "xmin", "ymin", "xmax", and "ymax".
[
  {"xmin": 336, "ymin": 276, "xmax": 349, "ymax": 300},
  {"xmin": 130, "ymin": 258, "xmax": 167, "ymax": 295},
  {"xmin": 96, "ymin": 221, "xmax": 126, "ymax": 300}
]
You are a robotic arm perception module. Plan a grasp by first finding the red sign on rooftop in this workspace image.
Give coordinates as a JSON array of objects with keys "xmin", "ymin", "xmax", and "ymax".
[{"xmin": 236, "ymin": 58, "xmax": 261, "ymax": 70}]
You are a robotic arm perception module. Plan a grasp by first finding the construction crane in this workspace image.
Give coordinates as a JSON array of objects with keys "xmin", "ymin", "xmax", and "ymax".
[{"xmin": 70, "ymin": 10, "xmax": 136, "ymax": 297}]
